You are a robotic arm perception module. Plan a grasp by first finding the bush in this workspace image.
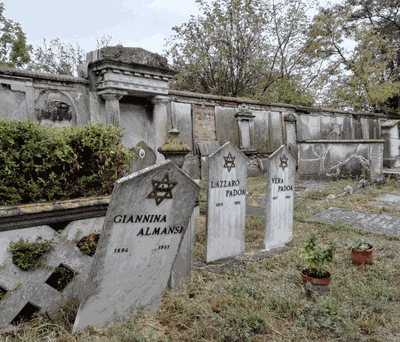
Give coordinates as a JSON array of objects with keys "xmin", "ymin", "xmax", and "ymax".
[{"xmin": 0, "ymin": 120, "xmax": 134, "ymax": 205}]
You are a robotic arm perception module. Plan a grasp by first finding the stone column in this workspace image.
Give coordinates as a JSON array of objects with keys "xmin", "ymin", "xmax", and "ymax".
[
  {"xmin": 152, "ymin": 95, "xmax": 171, "ymax": 163},
  {"xmin": 101, "ymin": 93, "xmax": 123, "ymax": 127}
]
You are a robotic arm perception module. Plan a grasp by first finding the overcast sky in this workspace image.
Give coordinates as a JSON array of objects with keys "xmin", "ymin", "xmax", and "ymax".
[{"xmin": 6, "ymin": 0, "xmax": 337, "ymax": 59}]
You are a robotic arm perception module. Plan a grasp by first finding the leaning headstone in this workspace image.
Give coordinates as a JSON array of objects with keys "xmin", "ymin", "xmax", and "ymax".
[
  {"xmin": 72, "ymin": 161, "xmax": 200, "ymax": 332},
  {"xmin": 129, "ymin": 141, "xmax": 157, "ymax": 173},
  {"xmin": 205, "ymin": 142, "xmax": 247, "ymax": 263},
  {"xmin": 263, "ymin": 145, "xmax": 296, "ymax": 250}
]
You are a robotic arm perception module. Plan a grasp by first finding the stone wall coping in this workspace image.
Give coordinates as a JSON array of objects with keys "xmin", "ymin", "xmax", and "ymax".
[
  {"xmin": 0, "ymin": 66, "xmax": 89, "ymax": 84},
  {"xmin": 169, "ymin": 89, "xmax": 397, "ymax": 119},
  {"xmin": 297, "ymin": 140, "xmax": 385, "ymax": 143},
  {"xmin": 0, "ymin": 195, "xmax": 111, "ymax": 232}
]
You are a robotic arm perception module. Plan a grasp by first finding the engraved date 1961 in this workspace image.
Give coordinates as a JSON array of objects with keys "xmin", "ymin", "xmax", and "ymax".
[{"xmin": 158, "ymin": 245, "xmax": 170, "ymax": 250}]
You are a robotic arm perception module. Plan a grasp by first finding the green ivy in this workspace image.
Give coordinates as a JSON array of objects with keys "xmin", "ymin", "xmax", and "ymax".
[{"xmin": 0, "ymin": 120, "xmax": 135, "ymax": 205}]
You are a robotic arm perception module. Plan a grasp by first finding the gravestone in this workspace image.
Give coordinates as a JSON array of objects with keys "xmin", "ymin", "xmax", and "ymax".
[
  {"xmin": 129, "ymin": 141, "xmax": 157, "ymax": 173},
  {"xmin": 205, "ymin": 142, "xmax": 247, "ymax": 263},
  {"xmin": 72, "ymin": 161, "xmax": 200, "ymax": 332},
  {"xmin": 264, "ymin": 145, "xmax": 296, "ymax": 250},
  {"xmin": 305, "ymin": 207, "xmax": 400, "ymax": 236}
]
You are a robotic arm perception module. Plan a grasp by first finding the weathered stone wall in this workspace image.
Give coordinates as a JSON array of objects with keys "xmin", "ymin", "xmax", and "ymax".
[
  {"xmin": 0, "ymin": 66, "xmax": 393, "ymax": 163},
  {"xmin": 0, "ymin": 67, "xmax": 90, "ymax": 127},
  {"xmin": 298, "ymin": 140, "xmax": 385, "ymax": 182}
]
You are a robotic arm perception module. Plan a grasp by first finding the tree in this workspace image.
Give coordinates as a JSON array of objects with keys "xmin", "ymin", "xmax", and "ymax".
[
  {"xmin": 0, "ymin": 2, "xmax": 31, "ymax": 68},
  {"xmin": 165, "ymin": 0, "xmax": 322, "ymax": 105},
  {"xmin": 28, "ymin": 37, "xmax": 86, "ymax": 76},
  {"xmin": 310, "ymin": 0, "xmax": 400, "ymax": 114},
  {"xmin": 28, "ymin": 34, "xmax": 115, "ymax": 76}
]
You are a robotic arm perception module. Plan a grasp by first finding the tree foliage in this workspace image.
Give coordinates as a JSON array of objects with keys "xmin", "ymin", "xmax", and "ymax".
[
  {"xmin": 0, "ymin": 2, "xmax": 31, "ymax": 68},
  {"xmin": 28, "ymin": 37, "xmax": 86, "ymax": 76},
  {"xmin": 310, "ymin": 0, "xmax": 400, "ymax": 114},
  {"xmin": 165, "ymin": 0, "xmax": 320, "ymax": 106}
]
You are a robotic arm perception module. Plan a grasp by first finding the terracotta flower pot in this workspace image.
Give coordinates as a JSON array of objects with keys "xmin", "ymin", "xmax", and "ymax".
[
  {"xmin": 351, "ymin": 247, "xmax": 374, "ymax": 266},
  {"xmin": 301, "ymin": 268, "xmax": 332, "ymax": 295}
]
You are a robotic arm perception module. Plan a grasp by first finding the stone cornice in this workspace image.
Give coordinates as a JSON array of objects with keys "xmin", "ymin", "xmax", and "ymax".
[
  {"xmin": 89, "ymin": 58, "xmax": 177, "ymax": 79},
  {"xmin": 0, "ymin": 66, "xmax": 89, "ymax": 84}
]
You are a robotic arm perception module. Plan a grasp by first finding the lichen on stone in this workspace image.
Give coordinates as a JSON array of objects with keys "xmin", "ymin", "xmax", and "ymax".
[{"xmin": 158, "ymin": 137, "xmax": 191, "ymax": 153}]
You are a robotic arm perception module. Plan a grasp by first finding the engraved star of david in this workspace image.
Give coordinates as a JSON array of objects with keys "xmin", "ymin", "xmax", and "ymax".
[
  {"xmin": 147, "ymin": 174, "xmax": 178, "ymax": 206},
  {"xmin": 280, "ymin": 154, "xmax": 288, "ymax": 171},
  {"xmin": 223, "ymin": 152, "xmax": 236, "ymax": 172}
]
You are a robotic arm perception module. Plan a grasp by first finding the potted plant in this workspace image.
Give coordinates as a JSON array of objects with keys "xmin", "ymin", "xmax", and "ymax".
[
  {"xmin": 301, "ymin": 230, "xmax": 337, "ymax": 295},
  {"xmin": 346, "ymin": 237, "xmax": 374, "ymax": 266}
]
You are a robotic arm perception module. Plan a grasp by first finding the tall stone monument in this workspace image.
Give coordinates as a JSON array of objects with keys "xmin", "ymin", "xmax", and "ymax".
[
  {"xmin": 263, "ymin": 145, "xmax": 295, "ymax": 250},
  {"xmin": 72, "ymin": 161, "xmax": 200, "ymax": 332},
  {"xmin": 205, "ymin": 142, "xmax": 247, "ymax": 263}
]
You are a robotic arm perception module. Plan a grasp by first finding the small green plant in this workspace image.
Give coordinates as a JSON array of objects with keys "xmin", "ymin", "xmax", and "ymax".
[
  {"xmin": 302, "ymin": 230, "xmax": 337, "ymax": 278},
  {"xmin": 77, "ymin": 233, "xmax": 100, "ymax": 256},
  {"xmin": 8, "ymin": 237, "xmax": 55, "ymax": 271},
  {"xmin": 346, "ymin": 236, "xmax": 374, "ymax": 251}
]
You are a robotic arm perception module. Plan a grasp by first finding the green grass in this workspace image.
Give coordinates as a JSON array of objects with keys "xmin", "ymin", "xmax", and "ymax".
[{"xmin": 2, "ymin": 174, "xmax": 400, "ymax": 341}]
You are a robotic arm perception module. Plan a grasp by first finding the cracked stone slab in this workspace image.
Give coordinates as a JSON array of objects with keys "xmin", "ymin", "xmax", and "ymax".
[
  {"xmin": 375, "ymin": 193, "xmax": 400, "ymax": 205},
  {"xmin": 305, "ymin": 207, "xmax": 400, "ymax": 236}
]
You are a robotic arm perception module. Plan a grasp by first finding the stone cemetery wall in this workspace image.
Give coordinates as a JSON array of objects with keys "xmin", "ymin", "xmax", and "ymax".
[
  {"xmin": 264, "ymin": 145, "xmax": 296, "ymax": 250},
  {"xmin": 298, "ymin": 140, "xmax": 385, "ymax": 182},
  {"xmin": 205, "ymin": 142, "xmax": 247, "ymax": 263},
  {"xmin": 0, "ymin": 57, "xmax": 392, "ymax": 174}
]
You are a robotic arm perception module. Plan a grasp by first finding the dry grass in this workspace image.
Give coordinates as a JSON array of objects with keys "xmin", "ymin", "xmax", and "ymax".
[{"xmin": 2, "ymin": 175, "xmax": 400, "ymax": 341}]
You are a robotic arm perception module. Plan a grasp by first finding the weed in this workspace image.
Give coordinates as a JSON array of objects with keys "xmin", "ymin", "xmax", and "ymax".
[{"xmin": 8, "ymin": 237, "xmax": 55, "ymax": 271}]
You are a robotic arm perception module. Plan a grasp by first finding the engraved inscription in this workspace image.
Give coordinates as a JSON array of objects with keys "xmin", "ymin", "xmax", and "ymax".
[
  {"xmin": 223, "ymin": 152, "xmax": 236, "ymax": 172},
  {"xmin": 273, "ymin": 196, "xmax": 278, "ymax": 200},
  {"xmin": 234, "ymin": 201, "xmax": 240, "ymax": 205},
  {"xmin": 216, "ymin": 203, "xmax": 223, "ymax": 207},
  {"xmin": 137, "ymin": 226, "xmax": 184, "ymax": 236},
  {"xmin": 158, "ymin": 245, "xmax": 170, "ymax": 250},
  {"xmin": 147, "ymin": 174, "xmax": 177, "ymax": 206},
  {"xmin": 285, "ymin": 195, "xmax": 291, "ymax": 199},
  {"xmin": 114, "ymin": 248, "xmax": 128, "ymax": 253}
]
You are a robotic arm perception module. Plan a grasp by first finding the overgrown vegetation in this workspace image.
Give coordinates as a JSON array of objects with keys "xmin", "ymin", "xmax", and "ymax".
[
  {"xmin": 8, "ymin": 237, "xmax": 55, "ymax": 271},
  {"xmin": 2, "ymin": 176, "xmax": 400, "ymax": 341},
  {"xmin": 0, "ymin": 120, "xmax": 134, "ymax": 205}
]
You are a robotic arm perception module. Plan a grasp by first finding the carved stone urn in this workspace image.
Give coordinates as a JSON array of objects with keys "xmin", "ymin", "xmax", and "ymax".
[{"xmin": 157, "ymin": 128, "xmax": 191, "ymax": 168}]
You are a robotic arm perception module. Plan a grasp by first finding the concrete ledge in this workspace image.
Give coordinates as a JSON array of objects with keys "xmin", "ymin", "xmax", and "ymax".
[{"xmin": 0, "ymin": 196, "xmax": 110, "ymax": 232}]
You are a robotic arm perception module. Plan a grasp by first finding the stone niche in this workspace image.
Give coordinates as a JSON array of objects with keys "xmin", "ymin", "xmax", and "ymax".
[
  {"xmin": 381, "ymin": 120, "xmax": 400, "ymax": 168},
  {"xmin": 234, "ymin": 104, "xmax": 256, "ymax": 155},
  {"xmin": 34, "ymin": 90, "xmax": 76, "ymax": 127},
  {"xmin": 79, "ymin": 46, "xmax": 177, "ymax": 163}
]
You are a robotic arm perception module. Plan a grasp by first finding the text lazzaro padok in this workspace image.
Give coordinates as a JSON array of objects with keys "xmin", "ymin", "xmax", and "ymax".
[
  {"xmin": 210, "ymin": 179, "xmax": 246, "ymax": 196},
  {"xmin": 113, "ymin": 214, "xmax": 184, "ymax": 236}
]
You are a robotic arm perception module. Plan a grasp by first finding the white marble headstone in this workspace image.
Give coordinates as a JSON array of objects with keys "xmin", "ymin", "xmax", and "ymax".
[
  {"xmin": 264, "ymin": 145, "xmax": 295, "ymax": 250},
  {"xmin": 205, "ymin": 142, "xmax": 247, "ymax": 263},
  {"xmin": 72, "ymin": 161, "xmax": 200, "ymax": 332}
]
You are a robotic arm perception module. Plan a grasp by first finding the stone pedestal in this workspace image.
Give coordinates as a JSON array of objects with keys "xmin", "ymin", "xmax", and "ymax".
[
  {"xmin": 152, "ymin": 96, "xmax": 171, "ymax": 163},
  {"xmin": 101, "ymin": 93, "xmax": 124, "ymax": 127}
]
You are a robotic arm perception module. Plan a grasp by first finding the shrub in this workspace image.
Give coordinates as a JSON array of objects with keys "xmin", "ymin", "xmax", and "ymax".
[{"xmin": 0, "ymin": 120, "xmax": 134, "ymax": 205}]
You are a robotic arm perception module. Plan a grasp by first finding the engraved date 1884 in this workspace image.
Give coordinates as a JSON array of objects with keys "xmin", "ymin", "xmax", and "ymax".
[{"xmin": 158, "ymin": 245, "xmax": 170, "ymax": 250}]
